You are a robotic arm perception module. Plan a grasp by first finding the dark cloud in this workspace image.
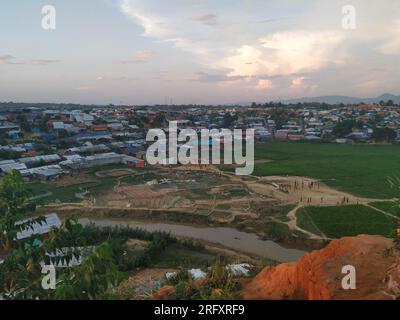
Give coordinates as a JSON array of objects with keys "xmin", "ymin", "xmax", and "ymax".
[
  {"xmin": 0, "ymin": 55, "xmax": 60, "ymax": 66},
  {"xmin": 192, "ymin": 14, "xmax": 218, "ymax": 26},
  {"xmin": 0, "ymin": 55, "xmax": 23, "ymax": 65},
  {"xmin": 30, "ymin": 59, "xmax": 61, "ymax": 65}
]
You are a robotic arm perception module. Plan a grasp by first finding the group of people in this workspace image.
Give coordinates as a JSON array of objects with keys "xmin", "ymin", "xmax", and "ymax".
[
  {"xmin": 277, "ymin": 179, "xmax": 358, "ymax": 207},
  {"xmin": 279, "ymin": 179, "xmax": 321, "ymax": 194}
]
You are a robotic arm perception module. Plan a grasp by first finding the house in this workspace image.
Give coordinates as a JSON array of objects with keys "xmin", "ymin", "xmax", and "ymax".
[
  {"xmin": 68, "ymin": 143, "xmax": 110, "ymax": 155},
  {"xmin": 288, "ymin": 134, "xmax": 303, "ymax": 141},
  {"xmin": 20, "ymin": 165, "xmax": 65, "ymax": 181},
  {"xmin": 0, "ymin": 122, "xmax": 20, "ymax": 133},
  {"xmin": 107, "ymin": 122, "xmax": 124, "ymax": 131},
  {"xmin": 60, "ymin": 152, "xmax": 126, "ymax": 169},
  {"xmin": 71, "ymin": 112, "xmax": 94, "ymax": 126},
  {"xmin": 121, "ymin": 155, "xmax": 146, "ymax": 168},
  {"xmin": 0, "ymin": 160, "xmax": 28, "ymax": 175},
  {"xmin": 275, "ymin": 130, "xmax": 289, "ymax": 140},
  {"xmin": 18, "ymin": 154, "xmax": 61, "ymax": 167},
  {"xmin": 16, "ymin": 213, "xmax": 61, "ymax": 241},
  {"xmin": 91, "ymin": 124, "xmax": 108, "ymax": 132},
  {"xmin": 53, "ymin": 122, "xmax": 65, "ymax": 130}
]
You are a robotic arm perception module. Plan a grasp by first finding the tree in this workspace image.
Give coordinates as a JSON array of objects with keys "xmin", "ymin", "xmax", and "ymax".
[
  {"xmin": 372, "ymin": 127, "xmax": 396, "ymax": 142},
  {"xmin": 269, "ymin": 108, "xmax": 290, "ymax": 130},
  {"xmin": 52, "ymin": 242, "xmax": 124, "ymax": 300},
  {"xmin": 332, "ymin": 120, "xmax": 363, "ymax": 138},
  {"xmin": 0, "ymin": 171, "xmax": 37, "ymax": 250},
  {"xmin": 16, "ymin": 114, "xmax": 32, "ymax": 133},
  {"xmin": 223, "ymin": 113, "xmax": 238, "ymax": 128}
]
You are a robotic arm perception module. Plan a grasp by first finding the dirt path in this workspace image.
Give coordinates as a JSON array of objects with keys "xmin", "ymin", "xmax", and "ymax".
[
  {"xmin": 364, "ymin": 203, "xmax": 398, "ymax": 219},
  {"xmin": 286, "ymin": 204, "xmax": 327, "ymax": 240}
]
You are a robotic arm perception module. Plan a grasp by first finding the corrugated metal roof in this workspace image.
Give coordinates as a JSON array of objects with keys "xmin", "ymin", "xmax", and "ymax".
[
  {"xmin": 18, "ymin": 154, "xmax": 61, "ymax": 164},
  {"xmin": 16, "ymin": 213, "xmax": 61, "ymax": 240},
  {"xmin": 0, "ymin": 162, "xmax": 28, "ymax": 173}
]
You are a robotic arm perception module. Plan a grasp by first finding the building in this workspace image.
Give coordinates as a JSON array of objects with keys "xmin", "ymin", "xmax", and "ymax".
[
  {"xmin": 19, "ymin": 165, "xmax": 65, "ymax": 181},
  {"xmin": 16, "ymin": 213, "xmax": 61, "ymax": 241},
  {"xmin": 18, "ymin": 154, "xmax": 61, "ymax": 167},
  {"xmin": 0, "ymin": 160, "xmax": 27, "ymax": 175}
]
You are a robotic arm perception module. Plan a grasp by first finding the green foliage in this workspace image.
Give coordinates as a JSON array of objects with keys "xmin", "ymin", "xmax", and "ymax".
[
  {"xmin": 0, "ymin": 149, "xmax": 23, "ymax": 160},
  {"xmin": 372, "ymin": 127, "xmax": 396, "ymax": 142},
  {"xmin": 152, "ymin": 243, "xmax": 218, "ymax": 269},
  {"xmin": 268, "ymin": 108, "xmax": 290, "ymax": 129},
  {"xmin": 222, "ymin": 113, "xmax": 238, "ymax": 128},
  {"xmin": 16, "ymin": 114, "xmax": 32, "ymax": 133},
  {"xmin": 52, "ymin": 242, "xmax": 124, "ymax": 300},
  {"xmin": 0, "ymin": 171, "xmax": 38, "ymax": 250},
  {"xmin": 297, "ymin": 205, "xmax": 397, "ymax": 238},
  {"xmin": 166, "ymin": 260, "xmax": 242, "ymax": 300},
  {"xmin": 264, "ymin": 222, "xmax": 292, "ymax": 239},
  {"xmin": 332, "ymin": 119, "xmax": 364, "ymax": 138}
]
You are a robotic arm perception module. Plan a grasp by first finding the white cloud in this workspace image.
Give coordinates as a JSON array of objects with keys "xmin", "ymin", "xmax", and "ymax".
[
  {"xmin": 117, "ymin": 0, "xmax": 400, "ymax": 98},
  {"xmin": 290, "ymin": 77, "xmax": 305, "ymax": 89},
  {"xmin": 192, "ymin": 14, "xmax": 218, "ymax": 26},
  {"xmin": 120, "ymin": 0, "xmax": 168, "ymax": 38},
  {"xmin": 255, "ymin": 79, "xmax": 273, "ymax": 90},
  {"xmin": 221, "ymin": 31, "xmax": 345, "ymax": 79}
]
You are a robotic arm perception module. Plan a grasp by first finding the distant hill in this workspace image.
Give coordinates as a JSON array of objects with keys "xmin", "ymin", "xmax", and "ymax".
[{"xmin": 284, "ymin": 93, "xmax": 400, "ymax": 105}]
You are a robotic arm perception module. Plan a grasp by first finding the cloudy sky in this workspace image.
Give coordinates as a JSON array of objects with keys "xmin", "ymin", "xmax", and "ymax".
[{"xmin": 1, "ymin": 0, "xmax": 400, "ymax": 105}]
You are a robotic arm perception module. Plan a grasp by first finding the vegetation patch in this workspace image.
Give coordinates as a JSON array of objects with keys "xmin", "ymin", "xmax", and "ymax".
[
  {"xmin": 297, "ymin": 205, "xmax": 397, "ymax": 238},
  {"xmin": 253, "ymin": 141, "xmax": 400, "ymax": 198},
  {"xmin": 369, "ymin": 201, "xmax": 400, "ymax": 217}
]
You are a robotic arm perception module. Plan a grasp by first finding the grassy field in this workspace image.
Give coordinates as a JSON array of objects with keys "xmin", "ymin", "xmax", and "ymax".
[
  {"xmin": 297, "ymin": 205, "xmax": 397, "ymax": 238},
  {"xmin": 28, "ymin": 178, "xmax": 117, "ymax": 203},
  {"xmin": 264, "ymin": 221, "xmax": 309, "ymax": 239},
  {"xmin": 254, "ymin": 141, "xmax": 400, "ymax": 198},
  {"xmin": 369, "ymin": 201, "xmax": 400, "ymax": 217}
]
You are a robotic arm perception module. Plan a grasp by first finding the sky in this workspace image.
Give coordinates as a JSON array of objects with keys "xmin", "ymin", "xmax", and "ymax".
[{"xmin": 0, "ymin": 0, "xmax": 400, "ymax": 105}]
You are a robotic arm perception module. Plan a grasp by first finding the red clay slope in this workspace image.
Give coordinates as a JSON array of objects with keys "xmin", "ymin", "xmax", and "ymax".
[{"xmin": 243, "ymin": 235, "xmax": 400, "ymax": 300}]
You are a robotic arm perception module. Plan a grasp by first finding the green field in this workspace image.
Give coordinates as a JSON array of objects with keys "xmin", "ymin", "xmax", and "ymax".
[
  {"xmin": 254, "ymin": 142, "xmax": 400, "ymax": 198},
  {"xmin": 369, "ymin": 201, "xmax": 400, "ymax": 217},
  {"xmin": 28, "ymin": 178, "xmax": 117, "ymax": 203},
  {"xmin": 264, "ymin": 221, "xmax": 309, "ymax": 239},
  {"xmin": 297, "ymin": 205, "xmax": 397, "ymax": 238}
]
